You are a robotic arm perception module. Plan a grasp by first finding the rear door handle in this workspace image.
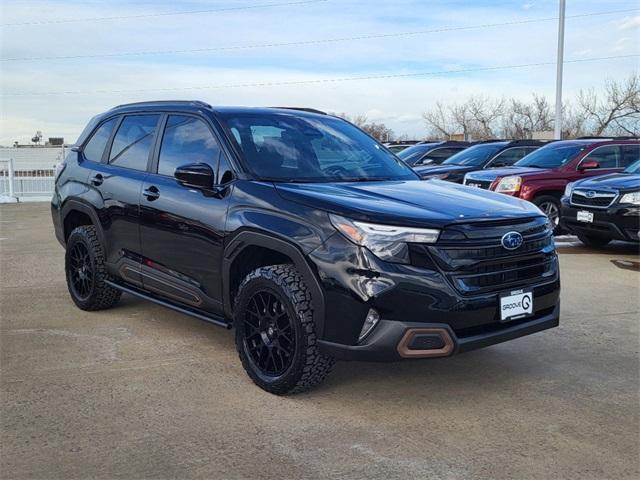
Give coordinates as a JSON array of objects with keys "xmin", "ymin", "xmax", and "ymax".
[
  {"xmin": 143, "ymin": 186, "xmax": 160, "ymax": 201},
  {"xmin": 91, "ymin": 173, "xmax": 103, "ymax": 186}
]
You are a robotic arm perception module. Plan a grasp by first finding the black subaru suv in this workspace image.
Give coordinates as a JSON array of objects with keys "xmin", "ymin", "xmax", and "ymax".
[
  {"xmin": 52, "ymin": 101, "xmax": 560, "ymax": 394},
  {"xmin": 414, "ymin": 140, "xmax": 546, "ymax": 183},
  {"xmin": 560, "ymin": 158, "xmax": 640, "ymax": 247}
]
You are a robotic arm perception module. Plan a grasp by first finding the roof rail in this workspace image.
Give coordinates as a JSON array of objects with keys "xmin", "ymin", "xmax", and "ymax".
[
  {"xmin": 572, "ymin": 136, "xmax": 640, "ymax": 140},
  {"xmin": 272, "ymin": 107, "xmax": 327, "ymax": 115},
  {"xmin": 473, "ymin": 139, "xmax": 507, "ymax": 144},
  {"xmin": 574, "ymin": 136, "xmax": 639, "ymax": 141},
  {"xmin": 505, "ymin": 139, "xmax": 554, "ymax": 146},
  {"xmin": 437, "ymin": 140, "xmax": 471, "ymax": 146},
  {"xmin": 111, "ymin": 100, "xmax": 212, "ymax": 109},
  {"xmin": 382, "ymin": 140, "xmax": 422, "ymax": 146},
  {"xmin": 576, "ymin": 136, "xmax": 614, "ymax": 140}
]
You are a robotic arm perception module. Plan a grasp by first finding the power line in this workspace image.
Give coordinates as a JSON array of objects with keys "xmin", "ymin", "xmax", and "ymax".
[
  {"xmin": 2, "ymin": 54, "xmax": 637, "ymax": 97},
  {"xmin": 2, "ymin": 7, "xmax": 638, "ymax": 62},
  {"xmin": 0, "ymin": 0, "xmax": 328, "ymax": 27}
]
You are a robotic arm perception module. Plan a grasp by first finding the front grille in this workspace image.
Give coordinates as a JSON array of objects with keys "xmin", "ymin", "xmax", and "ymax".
[
  {"xmin": 410, "ymin": 217, "xmax": 557, "ymax": 295},
  {"xmin": 464, "ymin": 178, "xmax": 492, "ymax": 189},
  {"xmin": 570, "ymin": 189, "xmax": 617, "ymax": 208}
]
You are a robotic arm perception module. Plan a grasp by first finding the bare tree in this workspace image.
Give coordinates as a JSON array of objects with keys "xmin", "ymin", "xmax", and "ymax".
[
  {"xmin": 503, "ymin": 94, "xmax": 553, "ymax": 139},
  {"xmin": 561, "ymin": 101, "xmax": 589, "ymax": 139},
  {"xmin": 467, "ymin": 95, "xmax": 505, "ymax": 139},
  {"xmin": 422, "ymin": 97, "xmax": 504, "ymax": 140},
  {"xmin": 422, "ymin": 73, "xmax": 639, "ymax": 140},
  {"xmin": 578, "ymin": 73, "xmax": 640, "ymax": 136},
  {"xmin": 422, "ymin": 102, "xmax": 456, "ymax": 139},
  {"xmin": 335, "ymin": 113, "xmax": 395, "ymax": 141}
]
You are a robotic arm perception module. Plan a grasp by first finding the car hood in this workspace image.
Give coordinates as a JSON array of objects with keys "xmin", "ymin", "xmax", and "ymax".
[
  {"xmin": 573, "ymin": 172, "xmax": 640, "ymax": 191},
  {"xmin": 275, "ymin": 180, "xmax": 543, "ymax": 228},
  {"xmin": 413, "ymin": 164, "xmax": 473, "ymax": 177},
  {"xmin": 464, "ymin": 166, "xmax": 545, "ymax": 181}
]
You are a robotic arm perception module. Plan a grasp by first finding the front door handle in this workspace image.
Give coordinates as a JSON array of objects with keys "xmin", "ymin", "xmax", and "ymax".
[
  {"xmin": 91, "ymin": 174, "xmax": 103, "ymax": 186},
  {"xmin": 143, "ymin": 186, "xmax": 160, "ymax": 201}
]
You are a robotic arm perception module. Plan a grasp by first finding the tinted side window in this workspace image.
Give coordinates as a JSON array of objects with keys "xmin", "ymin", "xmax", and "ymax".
[
  {"xmin": 421, "ymin": 147, "xmax": 465, "ymax": 164},
  {"xmin": 158, "ymin": 115, "xmax": 221, "ymax": 177},
  {"xmin": 109, "ymin": 115, "xmax": 160, "ymax": 171},
  {"xmin": 583, "ymin": 145, "xmax": 621, "ymax": 168},
  {"xmin": 83, "ymin": 118, "xmax": 117, "ymax": 163},
  {"xmin": 490, "ymin": 147, "xmax": 528, "ymax": 166},
  {"xmin": 621, "ymin": 144, "xmax": 640, "ymax": 167}
]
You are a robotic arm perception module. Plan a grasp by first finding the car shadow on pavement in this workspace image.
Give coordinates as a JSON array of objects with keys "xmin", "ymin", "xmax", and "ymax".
[{"xmin": 321, "ymin": 346, "xmax": 536, "ymax": 398}]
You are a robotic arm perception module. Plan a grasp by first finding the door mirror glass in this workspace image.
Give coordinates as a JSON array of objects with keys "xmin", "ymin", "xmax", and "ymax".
[
  {"xmin": 579, "ymin": 160, "xmax": 600, "ymax": 170},
  {"xmin": 175, "ymin": 163, "xmax": 214, "ymax": 189}
]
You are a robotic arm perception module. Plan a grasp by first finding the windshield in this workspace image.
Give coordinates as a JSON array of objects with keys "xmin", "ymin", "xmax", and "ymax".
[
  {"xmin": 515, "ymin": 143, "xmax": 585, "ymax": 168},
  {"xmin": 221, "ymin": 113, "xmax": 418, "ymax": 182},
  {"xmin": 442, "ymin": 143, "xmax": 504, "ymax": 166},
  {"xmin": 397, "ymin": 144, "xmax": 435, "ymax": 165},
  {"xmin": 625, "ymin": 159, "xmax": 640, "ymax": 173}
]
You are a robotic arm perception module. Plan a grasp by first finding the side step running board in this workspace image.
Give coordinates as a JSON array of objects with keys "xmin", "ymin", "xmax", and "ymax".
[{"xmin": 105, "ymin": 280, "xmax": 231, "ymax": 329}]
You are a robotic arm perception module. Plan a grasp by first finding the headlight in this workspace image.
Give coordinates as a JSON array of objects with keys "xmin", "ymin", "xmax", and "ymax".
[
  {"xmin": 329, "ymin": 214, "xmax": 440, "ymax": 264},
  {"xmin": 495, "ymin": 176, "xmax": 522, "ymax": 193},
  {"xmin": 564, "ymin": 183, "xmax": 574, "ymax": 197},
  {"xmin": 620, "ymin": 191, "xmax": 640, "ymax": 205}
]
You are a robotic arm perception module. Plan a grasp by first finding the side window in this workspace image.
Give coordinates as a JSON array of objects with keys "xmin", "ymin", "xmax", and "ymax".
[
  {"xmin": 158, "ymin": 115, "xmax": 221, "ymax": 177},
  {"xmin": 489, "ymin": 148, "xmax": 527, "ymax": 167},
  {"xmin": 621, "ymin": 145, "xmax": 640, "ymax": 167},
  {"xmin": 109, "ymin": 115, "xmax": 160, "ymax": 171},
  {"xmin": 83, "ymin": 118, "xmax": 117, "ymax": 163},
  {"xmin": 420, "ymin": 147, "xmax": 464, "ymax": 164},
  {"xmin": 583, "ymin": 145, "xmax": 621, "ymax": 168}
]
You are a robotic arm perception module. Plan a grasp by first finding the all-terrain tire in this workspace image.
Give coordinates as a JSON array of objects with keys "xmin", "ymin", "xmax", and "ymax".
[
  {"xmin": 577, "ymin": 234, "xmax": 612, "ymax": 248},
  {"xmin": 65, "ymin": 225, "xmax": 121, "ymax": 311},
  {"xmin": 234, "ymin": 264, "xmax": 334, "ymax": 395}
]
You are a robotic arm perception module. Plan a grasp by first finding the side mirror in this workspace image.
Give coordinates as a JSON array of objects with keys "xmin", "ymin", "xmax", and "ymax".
[
  {"xmin": 174, "ymin": 162, "xmax": 214, "ymax": 189},
  {"xmin": 579, "ymin": 160, "xmax": 600, "ymax": 170}
]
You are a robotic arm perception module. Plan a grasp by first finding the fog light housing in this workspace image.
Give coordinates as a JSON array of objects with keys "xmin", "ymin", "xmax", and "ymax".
[{"xmin": 358, "ymin": 308, "xmax": 380, "ymax": 343}]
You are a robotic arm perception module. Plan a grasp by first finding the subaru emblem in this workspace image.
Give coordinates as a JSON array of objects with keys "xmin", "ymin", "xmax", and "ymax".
[
  {"xmin": 501, "ymin": 231, "xmax": 524, "ymax": 250},
  {"xmin": 585, "ymin": 191, "xmax": 596, "ymax": 198}
]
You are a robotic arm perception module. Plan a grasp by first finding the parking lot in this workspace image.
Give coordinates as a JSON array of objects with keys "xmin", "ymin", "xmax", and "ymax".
[{"xmin": 1, "ymin": 202, "xmax": 638, "ymax": 479}]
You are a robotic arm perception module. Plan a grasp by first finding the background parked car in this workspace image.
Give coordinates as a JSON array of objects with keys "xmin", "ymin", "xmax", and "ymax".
[
  {"xmin": 414, "ymin": 140, "xmax": 546, "ymax": 183},
  {"xmin": 560, "ymin": 159, "xmax": 640, "ymax": 247},
  {"xmin": 383, "ymin": 140, "xmax": 421, "ymax": 153},
  {"xmin": 396, "ymin": 141, "xmax": 470, "ymax": 167},
  {"xmin": 463, "ymin": 138, "xmax": 640, "ymax": 233}
]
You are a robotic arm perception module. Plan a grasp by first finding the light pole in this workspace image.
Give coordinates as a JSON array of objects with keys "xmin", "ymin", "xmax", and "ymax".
[{"xmin": 554, "ymin": 0, "xmax": 566, "ymax": 139}]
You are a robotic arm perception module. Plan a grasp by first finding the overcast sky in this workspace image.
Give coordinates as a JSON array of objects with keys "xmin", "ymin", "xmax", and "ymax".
[{"xmin": 0, "ymin": 0, "xmax": 638, "ymax": 145}]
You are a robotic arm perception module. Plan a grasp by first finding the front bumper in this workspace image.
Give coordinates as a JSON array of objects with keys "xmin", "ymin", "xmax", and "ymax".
[
  {"xmin": 310, "ymin": 225, "xmax": 560, "ymax": 360},
  {"xmin": 560, "ymin": 200, "xmax": 640, "ymax": 242},
  {"xmin": 319, "ymin": 303, "xmax": 560, "ymax": 361}
]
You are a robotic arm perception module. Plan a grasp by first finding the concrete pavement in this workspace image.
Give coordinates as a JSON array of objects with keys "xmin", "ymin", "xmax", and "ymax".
[{"xmin": 1, "ymin": 203, "xmax": 638, "ymax": 479}]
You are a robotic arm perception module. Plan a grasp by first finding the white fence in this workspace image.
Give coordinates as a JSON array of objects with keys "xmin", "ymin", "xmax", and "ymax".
[{"xmin": 0, "ymin": 147, "xmax": 65, "ymax": 202}]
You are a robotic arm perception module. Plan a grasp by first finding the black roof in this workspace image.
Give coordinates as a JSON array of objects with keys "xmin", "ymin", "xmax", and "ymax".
[{"xmin": 108, "ymin": 101, "xmax": 330, "ymax": 118}]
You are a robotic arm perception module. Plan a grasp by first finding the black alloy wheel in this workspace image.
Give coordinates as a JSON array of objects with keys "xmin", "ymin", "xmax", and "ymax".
[
  {"xmin": 242, "ymin": 290, "xmax": 295, "ymax": 376},
  {"xmin": 234, "ymin": 264, "xmax": 334, "ymax": 394},
  {"xmin": 65, "ymin": 225, "xmax": 121, "ymax": 311},
  {"xmin": 68, "ymin": 241, "xmax": 94, "ymax": 301}
]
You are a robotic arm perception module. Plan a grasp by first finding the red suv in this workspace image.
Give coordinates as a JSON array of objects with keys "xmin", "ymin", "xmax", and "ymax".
[{"xmin": 463, "ymin": 138, "xmax": 640, "ymax": 232}]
